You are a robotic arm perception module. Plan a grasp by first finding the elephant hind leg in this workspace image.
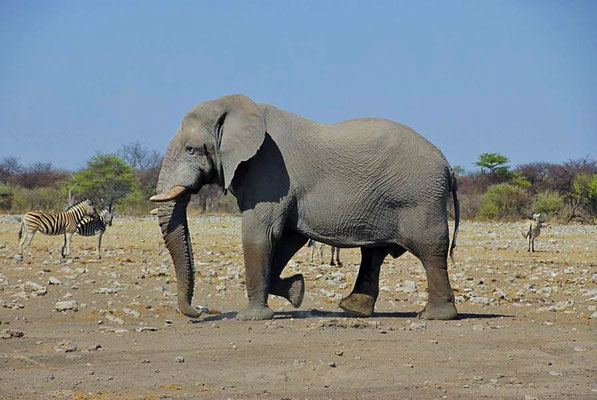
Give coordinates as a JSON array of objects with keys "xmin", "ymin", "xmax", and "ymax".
[
  {"xmin": 418, "ymin": 255, "xmax": 457, "ymax": 320},
  {"xmin": 269, "ymin": 228, "xmax": 308, "ymax": 308},
  {"xmin": 339, "ymin": 247, "xmax": 391, "ymax": 317}
]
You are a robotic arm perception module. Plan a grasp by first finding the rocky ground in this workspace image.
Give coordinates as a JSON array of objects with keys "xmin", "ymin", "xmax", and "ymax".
[{"xmin": 0, "ymin": 215, "xmax": 595, "ymax": 399}]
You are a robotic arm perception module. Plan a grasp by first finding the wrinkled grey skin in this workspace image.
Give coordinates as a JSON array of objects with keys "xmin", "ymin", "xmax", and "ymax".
[{"xmin": 152, "ymin": 94, "xmax": 459, "ymax": 321}]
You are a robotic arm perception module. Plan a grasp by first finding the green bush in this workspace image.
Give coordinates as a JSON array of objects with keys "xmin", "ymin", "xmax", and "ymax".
[
  {"xmin": 9, "ymin": 186, "xmax": 66, "ymax": 214},
  {"xmin": 478, "ymin": 183, "xmax": 530, "ymax": 220},
  {"xmin": 116, "ymin": 190, "xmax": 155, "ymax": 216},
  {"xmin": 533, "ymin": 191, "xmax": 565, "ymax": 217},
  {"xmin": 0, "ymin": 184, "xmax": 13, "ymax": 211}
]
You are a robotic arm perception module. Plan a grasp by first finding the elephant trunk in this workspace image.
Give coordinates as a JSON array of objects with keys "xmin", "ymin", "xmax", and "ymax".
[
  {"xmin": 157, "ymin": 199, "xmax": 201, "ymax": 318},
  {"xmin": 154, "ymin": 150, "xmax": 201, "ymax": 318}
]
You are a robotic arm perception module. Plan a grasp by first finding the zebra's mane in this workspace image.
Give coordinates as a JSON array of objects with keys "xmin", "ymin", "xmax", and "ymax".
[{"xmin": 66, "ymin": 199, "xmax": 92, "ymax": 211}]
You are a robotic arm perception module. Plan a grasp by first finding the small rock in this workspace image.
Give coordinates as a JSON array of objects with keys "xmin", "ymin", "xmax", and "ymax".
[
  {"xmin": 105, "ymin": 315, "xmax": 124, "ymax": 325},
  {"xmin": 136, "ymin": 326, "xmax": 158, "ymax": 332},
  {"xmin": 87, "ymin": 344, "xmax": 102, "ymax": 351},
  {"xmin": 1, "ymin": 329, "xmax": 25, "ymax": 339},
  {"xmin": 123, "ymin": 307, "xmax": 141, "ymax": 318},
  {"xmin": 175, "ymin": 356, "xmax": 185, "ymax": 363},
  {"xmin": 549, "ymin": 371, "xmax": 562, "ymax": 376},
  {"xmin": 25, "ymin": 281, "xmax": 45, "ymax": 292},
  {"xmin": 55, "ymin": 300, "xmax": 78, "ymax": 312}
]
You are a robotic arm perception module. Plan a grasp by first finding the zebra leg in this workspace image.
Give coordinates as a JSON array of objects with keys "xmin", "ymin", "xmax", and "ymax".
[
  {"xmin": 329, "ymin": 245, "xmax": 335, "ymax": 266},
  {"xmin": 310, "ymin": 243, "xmax": 315, "ymax": 264},
  {"xmin": 23, "ymin": 231, "xmax": 36, "ymax": 257},
  {"xmin": 18, "ymin": 223, "xmax": 27, "ymax": 255},
  {"xmin": 60, "ymin": 236, "xmax": 67, "ymax": 258},
  {"xmin": 319, "ymin": 243, "xmax": 325, "ymax": 264},
  {"xmin": 63, "ymin": 232, "xmax": 75, "ymax": 258},
  {"xmin": 336, "ymin": 247, "xmax": 342, "ymax": 266},
  {"xmin": 96, "ymin": 232, "xmax": 103, "ymax": 259}
]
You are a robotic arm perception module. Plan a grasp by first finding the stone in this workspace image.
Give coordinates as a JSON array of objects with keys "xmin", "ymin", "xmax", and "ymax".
[
  {"xmin": 136, "ymin": 326, "xmax": 158, "ymax": 332},
  {"xmin": 48, "ymin": 277, "xmax": 62, "ymax": 285},
  {"xmin": 175, "ymin": 356, "xmax": 185, "ymax": 363},
  {"xmin": 1, "ymin": 329, "xmax": 25, "ymax": 339},
  {"xmin": 123, "ymin": 307, "xmax": 141, "ymax": 318},
  {"xmin": 55, "ymin": 300, "xmax": 78, "ymax": 312}
]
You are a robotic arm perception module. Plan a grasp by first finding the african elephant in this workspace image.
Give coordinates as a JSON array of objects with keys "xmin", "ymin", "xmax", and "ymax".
[{"xmin": 150, "ymin": 94, "xmax": 460, "ymax": 321}]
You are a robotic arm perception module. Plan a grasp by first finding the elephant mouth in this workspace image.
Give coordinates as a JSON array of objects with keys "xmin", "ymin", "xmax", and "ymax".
[{"xmin": 150, "ymin": 185, "xmax": 188, "ymax": 202}]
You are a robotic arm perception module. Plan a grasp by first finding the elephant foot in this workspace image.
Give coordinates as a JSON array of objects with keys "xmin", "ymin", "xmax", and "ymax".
[
  {"xmin": 287, "ymin": 274, "xmax": 305, "ymax": 308},
  {"xmin": 339, "ymin": 293, "xmax": 375, "ymax": 317},
  {"xmin": 236, "ymin": 305, "xmax": 274, "ymax": 321},
  {"xmin": 418, "ymin": 301, "xmax": 458, "ymax": 320},
  {"xmin": 270, "ymin": 274, "xmax": 305, "ymax": 308}
]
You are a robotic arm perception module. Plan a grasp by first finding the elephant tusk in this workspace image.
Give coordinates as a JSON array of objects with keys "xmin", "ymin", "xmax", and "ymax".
[
  {"xmin": 150, "ymin": 186, "xmax": 188, "ymax": 202},
  {"xmin": 149, "ymin": 208, "xmax": 159, "ymax": 215}
]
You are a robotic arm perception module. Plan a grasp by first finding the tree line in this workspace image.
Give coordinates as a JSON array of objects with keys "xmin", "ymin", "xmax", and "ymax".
[
  {"xmin": 0, "ymin": 142, "xmax": 237, "ymax": 215},
  {"xmin": 456, "ymin": 153, "xmax": 597, "ymax": 222},
  {"xmin": 1, "ymin": 148, "xmax": 595, "ymax": 222}
]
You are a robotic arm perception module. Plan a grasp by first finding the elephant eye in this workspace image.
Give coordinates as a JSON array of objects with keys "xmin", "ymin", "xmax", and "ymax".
[{"xmin": 185, "ymin": 145, "xmax": 195, "ymax": 155}]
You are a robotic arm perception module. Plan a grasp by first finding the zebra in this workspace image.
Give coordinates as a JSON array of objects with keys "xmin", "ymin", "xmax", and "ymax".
[
  {"xmin": 18, "ymin": 199, "xmax": 97, "ymax": 259},
  {"xmin": 70, "ymin": 207, "xmax": 114, "ymax": 259},
  {"xmin": 522, "ymin": 212, "xmax": 544, "ymax": 252},
  {"xmin": 307, "ymin": 239, "xmax": 342, "ymax": 266}
]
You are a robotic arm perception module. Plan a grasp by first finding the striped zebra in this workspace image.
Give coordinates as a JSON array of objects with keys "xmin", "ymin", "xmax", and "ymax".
[
  {"xmin": 18, "ymin": 199, "xmax": 97, "ymax": 258},
  {"xmin": 307, "ymin": 239, "xmax": 342, "ymax": 266},
  {"xmin": 73, "ymin": 208, "xmax": 114, "ymax": 259}
]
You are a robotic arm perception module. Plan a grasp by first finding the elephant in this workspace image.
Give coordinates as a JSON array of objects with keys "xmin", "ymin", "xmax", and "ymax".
[{"xmin": 150, "ymin": 94, "xmax": 460, "ymax": 321}]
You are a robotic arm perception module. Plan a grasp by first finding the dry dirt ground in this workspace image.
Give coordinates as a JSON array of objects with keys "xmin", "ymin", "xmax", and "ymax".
[{"xmin": 0, "ymin": 215, "xmax": 595, "ymax": 399}]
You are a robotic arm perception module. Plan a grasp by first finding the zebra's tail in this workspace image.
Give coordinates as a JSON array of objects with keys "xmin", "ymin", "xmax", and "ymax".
[{"xmin": 18, "ymin": 221, "xmax": 23, "ymax": 241}]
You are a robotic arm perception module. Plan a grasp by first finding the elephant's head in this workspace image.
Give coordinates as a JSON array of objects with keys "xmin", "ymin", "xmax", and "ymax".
[{"xmin": 150, "ymin": 94, "xmax": 266, "ymax": 317}]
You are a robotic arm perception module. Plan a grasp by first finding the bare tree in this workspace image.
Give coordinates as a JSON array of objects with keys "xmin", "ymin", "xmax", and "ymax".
[
  {"xmin": 118, "ymin": 141, "xmax": 162, "ymax": 170},
  {"xmin": 0, "ymin": 156, "xmax": 23, "ymax": 184}
]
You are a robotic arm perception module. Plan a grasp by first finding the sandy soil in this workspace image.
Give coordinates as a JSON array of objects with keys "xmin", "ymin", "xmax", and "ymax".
[{"xmin": 0, "ymin": 215, "xmax": 595, "ymax": 399}]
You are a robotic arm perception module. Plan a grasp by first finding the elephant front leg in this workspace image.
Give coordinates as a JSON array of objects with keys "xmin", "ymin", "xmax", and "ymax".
[
  {"xmin": 236, "ymin": 230, "xmax": 277, "ymax": 321},
  {"xmin": 339, "ymin": 247, "xmax": 389, "ymax": 317},
  {"xmin": 418, "ymin": 255, "xmax": 458, "ymax": 320},
  {"xmin": 268, "ymin": 228, "xmax": 308, "ymax": 308}
]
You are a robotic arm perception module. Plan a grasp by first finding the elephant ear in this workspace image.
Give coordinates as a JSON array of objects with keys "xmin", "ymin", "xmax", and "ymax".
[{"xmin": 213, "ymin": 95, "xmax": 266, "ymax": 189}]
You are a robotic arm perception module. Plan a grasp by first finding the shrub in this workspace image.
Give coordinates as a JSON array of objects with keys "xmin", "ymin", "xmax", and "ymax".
[
  {"xmin": 0, "ymin": 184, "xmax": 13, "ymax": 211},
  {"xmin": 478, "ymin": 183, "xmax": 530, "ymax": 220},
  {"xmin": 533, "ymin": 191, "xmax": 565, "ymax": 217},
  {"xmin": 9, "ymin": 186, "xmax": 66, "ymax": 214}
]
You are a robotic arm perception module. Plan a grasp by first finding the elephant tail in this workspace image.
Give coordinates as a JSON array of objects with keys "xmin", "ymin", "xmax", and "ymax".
[{"xmin": 449, "ymin": 170, "xmax": 460, "ymax": 262}]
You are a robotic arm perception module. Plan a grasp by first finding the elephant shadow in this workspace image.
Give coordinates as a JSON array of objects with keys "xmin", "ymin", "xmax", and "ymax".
[{"xmin": 199, "ymin": 309, "xmax": 511, "ymax": 322}]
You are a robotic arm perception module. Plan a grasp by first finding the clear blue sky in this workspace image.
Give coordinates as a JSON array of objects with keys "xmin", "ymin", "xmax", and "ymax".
[{"xmin": 1, "ymin": 1, "xmax": 596, "ymax": 171}]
